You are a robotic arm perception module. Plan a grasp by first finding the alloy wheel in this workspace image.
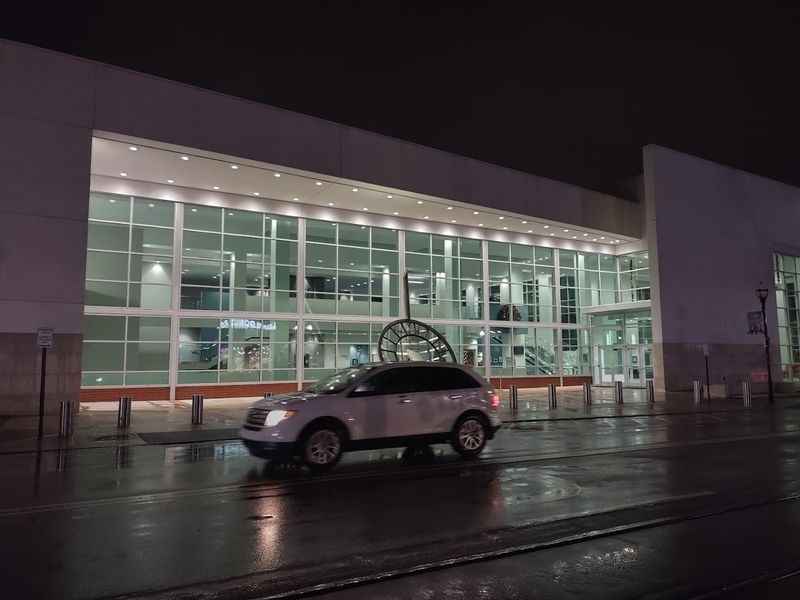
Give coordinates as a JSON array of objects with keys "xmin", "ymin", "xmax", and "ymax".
[
  {"xmin": 458, "ymin": 419, "xmax": 485, "ymax": 451},
  {"xmin": 306, "ymin": 429, "xmax": 341, "ymax": 465}
]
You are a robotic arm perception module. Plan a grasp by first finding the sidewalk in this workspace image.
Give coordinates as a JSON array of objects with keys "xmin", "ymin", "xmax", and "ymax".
[{"xmin": 1, "ymin": 387, "xmax": 797, "ymax": 454}]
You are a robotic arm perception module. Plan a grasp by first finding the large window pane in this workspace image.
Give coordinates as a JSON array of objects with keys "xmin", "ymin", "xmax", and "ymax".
[
  {"xmin": 224, "ymin": 209, "xmax": 262, "ymax": 236},
  {"xmin": 86, "ymin": 251, "xmax": 128, "ymax": 281},
  {"xmin": 89, "ymin": 193, "xmax": 130, "ymax": 222},
  {"xmin": 131, "ymin": 225, "xmax": 173, "ymax": 255},
  {"xmin": 87, "ymin": 222, "xmax": 129, "ymax": 252},
  {"xmin": 185, "ymin": 205, "xmax": 222, "ymax": 232},
  {"xmin": 133, "ymin": 198, "xmax": 174, "ymax": 227}
]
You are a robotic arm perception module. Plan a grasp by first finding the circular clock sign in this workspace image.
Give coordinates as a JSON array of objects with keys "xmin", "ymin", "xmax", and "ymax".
[{"xmin": 377, "ymin": 318, "xmax": 457, "ymax": 363}]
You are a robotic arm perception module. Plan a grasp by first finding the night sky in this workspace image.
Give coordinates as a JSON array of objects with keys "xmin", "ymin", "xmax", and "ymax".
[{"xmin": 3, "ymin": 2, "xmax": 799, "ymax": 199}]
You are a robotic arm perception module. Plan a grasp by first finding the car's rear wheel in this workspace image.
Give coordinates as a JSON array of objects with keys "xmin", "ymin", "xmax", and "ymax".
[
  {"xmin": 301, "ymin": 426, "xmax": 344, "ymax": 472},
  {"xmin": 451, "ymin": 415, "xmax": 488, "ymax": 459}
]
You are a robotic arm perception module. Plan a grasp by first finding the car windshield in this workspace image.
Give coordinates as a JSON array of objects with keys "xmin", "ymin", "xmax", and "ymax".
[{"xmin": 307, "ymin": 365, "xmax": 374, "ymax": 394}]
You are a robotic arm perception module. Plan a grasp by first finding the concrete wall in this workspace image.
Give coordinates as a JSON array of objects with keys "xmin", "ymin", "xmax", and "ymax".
[
  {"xmin": 644, "ymin": 145, "xmax": 800, "ymax": 392},
  {"xmin": 0, "ymin": 38, "xmax": 638, "ymax": 423}
]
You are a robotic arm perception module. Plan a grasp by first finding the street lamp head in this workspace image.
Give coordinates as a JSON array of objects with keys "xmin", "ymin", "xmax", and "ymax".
[{"xmin": 756, "ymin": 286, "xmax": 769, "ymax": 301}]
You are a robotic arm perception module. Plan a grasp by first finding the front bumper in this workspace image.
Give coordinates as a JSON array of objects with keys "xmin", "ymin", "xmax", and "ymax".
[{"xmin": 241, "ymin": 438, "xmax": 296, "ymax": 460}]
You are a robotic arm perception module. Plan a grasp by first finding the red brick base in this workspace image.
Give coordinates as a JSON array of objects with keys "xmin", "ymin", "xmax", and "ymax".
[
  {"xmin": 79, "ymin": 382, "xmax": 298, "ymax": 402},
  {"xmin": 489, "ymin": 376, "xmax": 592, "ymax": 389}
]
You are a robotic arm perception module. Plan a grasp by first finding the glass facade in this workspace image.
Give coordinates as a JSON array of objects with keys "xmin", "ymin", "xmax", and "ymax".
[
  {"xmin": 82, "ymin": 191, "xmax": 652, "ymax": 390},
  {"xmin": 775, "ymin": 253, "xmax": 800, "ymax": 381}
]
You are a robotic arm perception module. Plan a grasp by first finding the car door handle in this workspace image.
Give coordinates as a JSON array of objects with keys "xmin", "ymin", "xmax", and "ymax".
[{"xmin": 448, "ymin": 394, "xmax": 464, "ymax": 400}]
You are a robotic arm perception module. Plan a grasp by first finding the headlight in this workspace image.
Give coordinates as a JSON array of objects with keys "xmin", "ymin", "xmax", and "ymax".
[{"xmin": 265, "ymin": 410, "xmax": 296, "ymax": 427}]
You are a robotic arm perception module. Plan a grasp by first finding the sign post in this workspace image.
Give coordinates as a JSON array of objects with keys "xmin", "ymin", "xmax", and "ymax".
[{"xmin": 36, "ymin": 328, "xmax": 54, "ymax": 438}]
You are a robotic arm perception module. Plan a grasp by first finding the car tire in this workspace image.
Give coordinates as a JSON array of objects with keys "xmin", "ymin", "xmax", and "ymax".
[
  {"xmin": 451, "ymin": 414, "xmax": 488, "ymax": 459},
  {"xmin": 300, "ymin": 424, "xmax": 344, "ymax": 473}
]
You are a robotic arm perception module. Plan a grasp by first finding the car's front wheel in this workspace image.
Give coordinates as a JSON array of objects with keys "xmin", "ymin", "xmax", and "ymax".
[
  {"xmin": 451, "ymin": 414, "xmax": 488, "ymax": 459},
  {"xmin": 301, "ymin": 426, "xmax": 344, "ymax": 472}
]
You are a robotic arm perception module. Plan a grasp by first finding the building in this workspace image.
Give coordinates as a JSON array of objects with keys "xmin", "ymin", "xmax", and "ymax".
[{"xmin": 1, "ymin": 39, "xmax": 796, "ymax": 426}]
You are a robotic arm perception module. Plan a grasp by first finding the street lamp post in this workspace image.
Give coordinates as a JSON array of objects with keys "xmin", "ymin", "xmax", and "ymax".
[{"xmin": 756, "ymin": 286, "xmax": 775, "ymax": 405}]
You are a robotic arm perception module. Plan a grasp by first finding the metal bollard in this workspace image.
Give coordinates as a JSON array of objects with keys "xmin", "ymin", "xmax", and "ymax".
[
  {"xmin": 264, "ymin": 392, "xmax": 273, "ymax": 400},
  {"xmin": 614, "ymin": 380, "xmax": 624, "ymax": 405},
  {"xmin": 191, "ymin": 393, "xmax": 204, "ymax": 424},
  {"xmin": 582, "ymin": 382, "xmax": 592, "ymax": 406},
  {"xmin": 509, "ymin": 385, "xmax": 518, "ymax": 411},
  {"xmin": 117, "ymin": 396, "xmax": 132, "ymax": 429},
  {"xmin": 647, "ymin": 380, "xmax": 655, "ymax": 404},
  {"xmin": 58, "ymin": 400, "xmax": 73, "ymax": 437},
  {"xmin": 692, "ymin": 379, "xmax": 702, "ymax": 404},
  {"xmin": 742, "ymin": 380, "xmax": 752, "ymax": 407},
  {"xmin": 547, "ymin": 383, "xmax": 557, "ymax": 409}
]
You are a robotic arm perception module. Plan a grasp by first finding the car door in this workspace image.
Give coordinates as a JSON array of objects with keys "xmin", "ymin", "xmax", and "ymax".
[
  {"xmin": 349, "ymin": 366, "xmax": 419, "ymax": 440},
  {"xmin": 415, "ymin": 366, "xmax": 483, "ymax": 434}
]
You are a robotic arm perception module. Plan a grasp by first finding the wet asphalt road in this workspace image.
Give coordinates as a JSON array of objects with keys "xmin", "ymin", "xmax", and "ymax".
[{"xmin": 2, "ymin": 408, "xmax": 800, "ymax": 599}]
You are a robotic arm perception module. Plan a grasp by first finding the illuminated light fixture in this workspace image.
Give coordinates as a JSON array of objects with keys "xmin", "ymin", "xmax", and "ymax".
[
  {"xmin": 180, "ymin": 155, "xmax": 189, "ymax": 161},
  {"xmin": 293, "ymin": 197, "xmax": 299, "ymax": 201},
  {"xmin": 614, "ymin": 239, "xmax": 620, "ymax": 243},
  {"xmin": 447, "ymin": 206, "xmax": 453, "ymax": 210},
  {"xmin": 119, "ymin": 172, "xmax": 127, "ymax": 177},
  {"xmin": 583, "ymin": 233, "xmax": 589, "ymax": 236},
  {"xmin": 478, "ymin": 223, "xmax": 484, "ymax": 227},
  {"xmin": 148, "ymin": 203, "xmax": 154, "ymax": 208},
  {"xmin": 498, "ymin": 216, "xmax": 505, "ymax": 220},
  {"xmin": 392, "ymin": 211, "xmax": 399, "ymax": 215},
  {"xmin": 417, "ymin": 200, "xmax": 424, "ymax": 205},
  {"xmin": 191, "ymin": 208, "xmax": 197, "ymax": 212},
  {"xmin": 451, "ymin": 219, "xmax": 457, "ymax": 223},
  {"xmin": 473, "ymin": 211, "xmax": 480, "ymax": 215},
  {"xmin": 327, "ymin": 202, "xmax": 334, "ymax": 206},
  {"xmin": 572, "ymin": 236, "xmax": 577, "ymax": 239},
  {"xmin": 167, "ymin": 179, "xmax": 175, "ymax": 183},
  {"xmin": 352, "ymin": 187, "xmax": 358, "ymax": 192},
  {"xmin": 305, "ymin": 324, "xmax": 313, "ymax": 331},
  {"xmin": 527, "ymin": 230, "xmax": 533, "ymax": 233},
  {"xmin": 252, "ymin": 192, "xmax": 260, "ymax": 196},
  {"xmin": 360, "ymin": 226, "xmax": 366, "ymax": 229},
  {"xmin": 108, "ymin": 198, "xmax": 116, "ymax": 203},
  {"xmin": 600, "ymin": 236, "xmax": 606, "ymax": 240},
  {"xmin": 550, "ymin": 233, "xmax": 555, "ymax": 236},
  {"xmin": 230, "ymin": 165, "xmax": 239, "ymax": 170},
  {"xmin": 563, "ymin": 229, "xmax": 570, "ymax": 233},
  {"xmin": 592, "ymin": 238, "xmax": 598, "ymax": 241},
  {"xmin": 228, "ymin": 212, "xmax": 234, "ymax": 216},
  {"xmin": 128, "ymin": 146, "xmax": 138, "ymax": 151},
  {"xmin": 543, "ymin": 225, "xmax": 550, "ymax": 229},
  {"xmin": 387, "ymin": 194, "xmax": 393, "ymax": 199},
  {"xmin": 316, "ymin": 181, "xmax": 323, "ymax": 186},
  {"xmin": 362, "ymin": 207, "xmax": 368, "ymax": 211},
  {"xmin": 424, "ymin": 216, "xmax": 430, "ymax": 219},
  {"xmin": 502, "ymin": 226, "xmax": 508, "ymax": 230},
  {"xmin": 212, "ymin": 186, "xmax": 220, "ymax": 190},
  {"xmin": 522, "ymin": 220, "xmax": 528, "ymax": 224},
  {"xmin": 274, "ymin": 173, "xmax": 281, "ymax": 178}
]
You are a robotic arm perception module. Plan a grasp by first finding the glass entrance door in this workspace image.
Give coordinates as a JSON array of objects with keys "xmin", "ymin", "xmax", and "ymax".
[{"xmin": 624, "ymin": 346, "xmax": 643, "ymax": 385}]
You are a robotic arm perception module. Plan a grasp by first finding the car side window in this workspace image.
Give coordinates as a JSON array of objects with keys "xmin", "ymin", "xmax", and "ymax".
[
  {"xmin": 350, "ymin": 367, "xmax": 417, "ymax": 396},
  {"xmin": 425, "ymin": 367, "xmax": 481, "ymax": 391}
]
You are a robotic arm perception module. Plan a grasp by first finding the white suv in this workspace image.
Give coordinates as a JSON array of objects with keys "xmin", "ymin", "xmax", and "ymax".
[{"xmin": 240, "ymin": 362, "xmax": 502, "ymax": 471}]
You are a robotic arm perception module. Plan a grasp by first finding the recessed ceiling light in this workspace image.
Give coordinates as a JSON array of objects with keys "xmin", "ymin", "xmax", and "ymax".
[
  {"xmin": 502, "ymin": 226, "xmax": 508, "ymax": 230},
  {"xmin": 316, "ymin": 181, "xmax": 323, "ymax": 186},
  {"xmin": 498, "ymin": 216, "xmax": 505, "ymax": 220},
  {"xmin": 478, "ymin": 223, "xmax": 484, "ymax": 227},
  {"xmin": 592, "ymin": 238, "xmax": 598, "ymax": 241},
  {"xmin": 119, "ymin": 172, "xmax": 127, "ymax": 177},
  {"xmin": 583, "ymin": 233, "xmax": 589, "ymax": 236},
  {"xmin": 362, "ymin": 207, "xmax": 368, "ymax": 211},
  {"xmin": 473, "ymin": 211, "xmax": 480, "ymax": 215},
  {"xmin": 417, "ymin": 200, "xmax": 424, "ymax": 205},
  {"xmin": 527, "ymin": 230, "xmax": 533, "ymax": 233},
  {"xmin": 600, "ymin": 236, "xmax": 606, "ymax": 240},
  {"xmin": 387, "ymin": 195, "xmax": 393, "ymax": 199},
  {"xmin": 563, "ymin": 229, "xmax": 570, "ymax": 233},
  {"xmin": 212, "ymin": 186, "xmax": 220, "ymax": 190},
  {"xmin": 148, "ymin": 203, "xmax": 154, "ymax": 208},
  {"xmin": 451, "ymin": 219, "xmax": 457, "ymax": 223},
  {"xmin": 328, "ymin": 202, "xmax": 334, "ymax": 206},
  {"xmin": 543, "ymin": 225, "xmax": 550, "ymax": 229},
  {"xmin": 550, "ymin": 233, "xmax": 555, "ymax": 236},
  {"xmin": 252, "ymin": 192, "xmax": 260, "ymax": 196},
  {"xmin": 447, "ymin": 206, "xmax": 453, "ymax": 210},
  {"xmin": 191, "ymin": 208, "xmax": 197, "ymax": 212},
  {"xmin": 108, "ymin": 198, "xmax": 116, "ymax": 203},
  {"xmin": 614, "ymin": 239, "xmax": 620, "ymax": 243},
  {"xmin": 352, "ymin": 187, "xmax": 358, "ymax": 192},
  {"xmin": 572, "ymin": 236, "xmax": 577, "ymax": 239},
  {"xmin": 128, "ymin": 146, "xmax": 138, "ymax": 151},
  {"xmin": 230, "ymin": 165, "xmax": 239, "ymax": 170},
  {"xmin": 274, "ymin": 173, "xmax": 281, "ymax": 178},
  {"xmin": 393, "ymin": 211, "xmax": 399, "ymax": 215},
  {"xmin": 180, "ymin": 156, "xmax": 189, "ymax": 161},
  {"xmin": 293, "ymin": 197, "xmax": 299, "ymax": 201},
  {"xmin": 167, "ymin": 179, "xmax": 174, "ymax": 183},
  {"xmin": 228, "ymin": 212, "xmax": 234, "ymax": 216},
  {"xmin": 424, "ymin": 216, "xmax": 430, "ymax": 219},
  {"xmin": 522, "ymin": 220, "xmax": 528, "ymax": 224}
]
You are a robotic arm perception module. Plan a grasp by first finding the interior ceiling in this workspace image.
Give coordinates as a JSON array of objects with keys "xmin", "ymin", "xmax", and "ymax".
[{"xmin": 90, "ymin": 136, "xmax": 633, "ymax": 246}]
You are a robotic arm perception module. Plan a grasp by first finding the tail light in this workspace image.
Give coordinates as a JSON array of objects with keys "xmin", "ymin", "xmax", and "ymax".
[{"xmin": 489, "ymin": 391, "xmax": 501, "ymax": 409}]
